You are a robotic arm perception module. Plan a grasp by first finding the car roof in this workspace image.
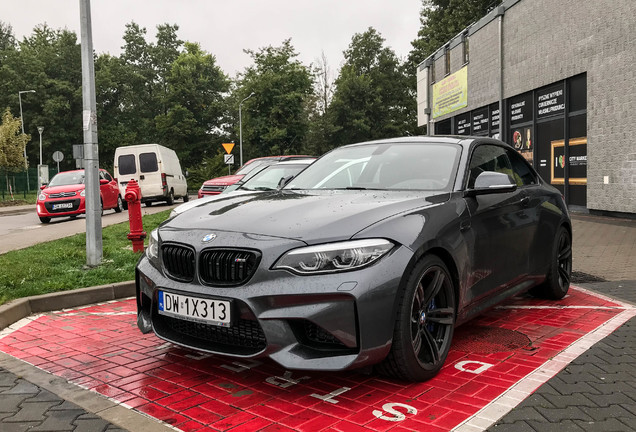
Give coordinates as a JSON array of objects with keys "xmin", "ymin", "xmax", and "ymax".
[
  {"xmin": 340, "ymin": 135, "xmax": 514, "ymax": 150},
  {"xmin": 272, "ymin": 159, "xmax": 316, "ymax": 166}
]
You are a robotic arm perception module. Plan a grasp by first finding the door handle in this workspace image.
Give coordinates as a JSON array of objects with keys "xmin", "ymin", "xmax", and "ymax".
[{"xmin": 140, "ymin": 175, "xmax": 145, "ymax": 180}]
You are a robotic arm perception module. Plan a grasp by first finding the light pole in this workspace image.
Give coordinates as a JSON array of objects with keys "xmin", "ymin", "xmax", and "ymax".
[
  {"xmin": 37, "ymin": 126, "xmax": 44, "ymax": 166},
  {"xmin": 239, "ymin": 92, "xmax": 255, "ymax": 167},
  {"xmin": 18, "ymin": 89, "xmax": 36, "ymax": 192}
]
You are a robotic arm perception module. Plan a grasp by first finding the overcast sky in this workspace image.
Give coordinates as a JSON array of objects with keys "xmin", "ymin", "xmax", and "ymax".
[{"xmin": 4, "ymin": 0, "xmax": 423, "ymax": 76}]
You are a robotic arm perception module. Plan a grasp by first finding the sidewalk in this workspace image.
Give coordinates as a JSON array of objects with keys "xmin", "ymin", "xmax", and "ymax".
[{"xmin": 0, "ymin": 212, "xmax": 635, "ymax": 431}]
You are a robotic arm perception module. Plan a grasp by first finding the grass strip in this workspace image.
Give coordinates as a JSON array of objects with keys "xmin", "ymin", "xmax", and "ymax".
[{"xmin": 0, "ymin": 210, "xmax": 170, "ymax": 305}]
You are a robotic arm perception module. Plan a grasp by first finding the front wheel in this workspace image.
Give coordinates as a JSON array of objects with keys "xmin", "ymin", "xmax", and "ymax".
[
  {"xmin": 531, "ymin": 226, "xmax": 572, "ymax": 299},
  {"xmin": 378, "ymin": 255, "xmax": 456, "ymax": 381},
  {"xmin": 183, "ymin": 194, "xmax": 190, "ymax": 202},
  {"xmin": 39, "ymin": 216, "xmax": 51, "ymax": 224}
]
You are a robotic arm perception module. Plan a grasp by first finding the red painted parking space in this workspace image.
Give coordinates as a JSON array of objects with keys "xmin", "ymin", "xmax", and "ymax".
[{"xmin": 1, "ymin": 286, "xmax": 634, "ymax": 432}]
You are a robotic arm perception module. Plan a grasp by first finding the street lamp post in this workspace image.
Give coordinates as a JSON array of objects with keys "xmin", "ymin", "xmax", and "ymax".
[
  {"xmin": 18, "ymin": 90, "xmax": 36, "ymax": 192},
  {"xmin": 38, "ymin": 126, "xmax": 44, "ymax": 166},
  {"xmin": 239, "ymin": 92, "xmax": 255, "ymax": 167}
]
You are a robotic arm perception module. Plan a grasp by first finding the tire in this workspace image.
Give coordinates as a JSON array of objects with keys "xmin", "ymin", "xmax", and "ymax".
[
  {"xmin": 377, "ymin": 255, "xmax": 456, "ymax": 381},
  {"xmin": 531, "ymin": 226, "xmax": 572, "ymax": 300},
  {"xmin": 183, "ymin": 194, "xmax": 190, "ymax": 202},
  {"xmin": 114, "ymin": 195, "xmax": 124, "ymax": 213},
  {"xmin": 100, "ymin": 200, "xmax": 104, "ymax": 216},
  {"xmin": 122, "ymin": 200, "xmax": 128, "ymax": 211},
  {"xmin": 166, "ymin": 190, "xmax": 174, "ymax": 205},
  {"xmin": 145, "ymin": 201, "xmax": 152, "ymax": 207},
  {"xmin": 39, "ymin": 216, "xmax": 51, "ymax": 224},
  {"xmin": 69, "ymin": 215, "xmax": 78, "ymax": 220}
]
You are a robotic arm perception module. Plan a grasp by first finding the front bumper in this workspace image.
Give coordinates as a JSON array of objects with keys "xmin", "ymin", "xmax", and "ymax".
[
  {"xmin": 37, "ymin": 197, "xmax": 85, "ymax": 217},
  {"xmin": 136, "ymin": 231, "xmax": 412, "ymax": 371}
]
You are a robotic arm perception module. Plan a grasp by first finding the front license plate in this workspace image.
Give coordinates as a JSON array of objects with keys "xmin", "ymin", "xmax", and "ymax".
[
  {"xmin": 52, "ymin": 202, "xmax": 73, "ymax": 210},
  {"xmin": 158, "ymin": 291, "xmax": 231, "ymax": 327}
]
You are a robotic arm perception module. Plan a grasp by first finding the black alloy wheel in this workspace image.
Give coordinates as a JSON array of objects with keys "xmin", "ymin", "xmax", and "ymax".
[
  {"xmin": 379, "ymin": 255, "xmax": 456, "ymax": 381},
  {"xmin": 532, "ymin": 226, "xmax": 572, "ymax": 299}
]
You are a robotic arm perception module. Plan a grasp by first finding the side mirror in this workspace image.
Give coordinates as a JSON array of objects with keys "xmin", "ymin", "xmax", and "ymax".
[
  {"xmin": 277, "ymin": 175, "xmax": 294, "ymax": 189},
  {"xmin": 40, "ymin": 184, "xmax": 47, "ymax": 190},
  {"xmin": 99, "ymin": 179, "xmax": 109, "ymax": 185},
  {"xmin": 464, "ymin": 171, "xmax": 517, "ymax": 197}
]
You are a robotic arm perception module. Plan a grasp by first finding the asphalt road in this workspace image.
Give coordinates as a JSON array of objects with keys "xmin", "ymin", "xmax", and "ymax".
[{"xmin": 0, "ymin": 201, "xmax": 181, "ymax": 254}]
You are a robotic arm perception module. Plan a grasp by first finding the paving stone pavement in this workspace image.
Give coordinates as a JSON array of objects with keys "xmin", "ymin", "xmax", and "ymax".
[
  {"xmin": 0, "ymin": 369, "xmax": 126, "ymax": 432},
  {"xmin": 488, "ymin": 280, "xmax": 636, "ymax": 432}
]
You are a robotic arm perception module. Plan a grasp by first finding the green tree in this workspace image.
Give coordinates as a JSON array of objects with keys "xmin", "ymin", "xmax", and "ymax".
[
  {"xmin": 0, "ymin": 108, "xmax": 28, "ymax": 171},
  {"xmin": 237, "ymin": 40, "xmax": 314, "ymax": 159},
  {"xmin": 0, "ymin": 24, "xmax": 83, "ymax": 172},
  {"xmin": 155, "ymin": 42, "xmax": 230, "ymax": 167},
  {"xmin": 329, "ymin": 28, "xmax": 415, "ymax": 146}
]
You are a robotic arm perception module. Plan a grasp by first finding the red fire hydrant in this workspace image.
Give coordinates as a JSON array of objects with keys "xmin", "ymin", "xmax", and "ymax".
[{"xmin": 125, "ymin": 179, "xmax": 147, "ymax": 253}]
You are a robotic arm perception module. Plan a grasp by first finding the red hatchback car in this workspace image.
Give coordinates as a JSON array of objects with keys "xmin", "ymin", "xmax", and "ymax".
[{"xmin": 36, "ymin": 169, "xmax": 124, "ymax": 223}]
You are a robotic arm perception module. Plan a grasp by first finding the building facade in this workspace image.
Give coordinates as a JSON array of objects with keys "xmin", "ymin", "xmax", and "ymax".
[{"xmin": 416, "ymin": 0, "xmax": 636, "ymax": 215}]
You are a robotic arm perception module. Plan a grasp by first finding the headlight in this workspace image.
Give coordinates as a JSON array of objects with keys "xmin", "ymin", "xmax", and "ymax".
[
  {"xmin": 274, "ymin": 239, "xmax": 394, "ymax": 275},
  {"xmin": 147, "ymin": 229, "xmax": 159, "ymax": 261},
  {"xmin": 38, "ymin": 192, "xmax": 47, "ymax": 201},
  {"xmin": 80, "ymin": 189, "xmax": 85, "ymax": 197}
]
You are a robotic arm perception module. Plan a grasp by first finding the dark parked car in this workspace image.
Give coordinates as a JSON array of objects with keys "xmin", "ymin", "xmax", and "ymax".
[
  {"xmin": 136, "ymin": 137, "xmax": 572, "ymax": 381},
  {"xmin": 37, "ymin": 169, "xmax": 124, "ymax": 223},
  {"xmin": 197, "ymin": 155, "xmax": 313, "ymax": 198}
]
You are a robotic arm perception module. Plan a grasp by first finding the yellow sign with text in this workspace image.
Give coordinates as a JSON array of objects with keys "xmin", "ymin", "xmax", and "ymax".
[
  {"xmin": 222, "ymin": 143, "xmax": 235, "ymax": 154},
  {"xmin": 432, "ymin": 66, "xmax": 468, "ymax": 119}
]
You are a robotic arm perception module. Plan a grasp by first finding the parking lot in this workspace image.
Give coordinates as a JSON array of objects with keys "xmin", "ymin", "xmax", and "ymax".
[{"xmin": 2, "ymin": 284, "xmax": 634, "ymax": 431}]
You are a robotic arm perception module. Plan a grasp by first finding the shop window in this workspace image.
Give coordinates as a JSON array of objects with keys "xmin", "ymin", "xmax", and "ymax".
[
  {"xmin": 444, "ymin": 46, "xmax": 451, "ymax": 76},
  {"xmin": 536, "ymin": 118, "xmax": 564, "ymax": 194},
  {"xmin": 462, "ymin": 33, "xmax": 469, "ymax": 64},
  {"xmin": 435, "ymin": 118, "xmax": 451, "ymax": 135},
  {"xmin": 569, "ymin": 74, "xmax": 587, "ymax": 113}
]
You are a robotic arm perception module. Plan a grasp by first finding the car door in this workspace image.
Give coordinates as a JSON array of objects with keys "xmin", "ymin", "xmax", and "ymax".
[
  {"xmin": 99, "ymin": 170, "xmax": 117, "ymax": 208},
  {"xmin": 462, "ymin": 144, "xmax": 538, "ymax": 307}
]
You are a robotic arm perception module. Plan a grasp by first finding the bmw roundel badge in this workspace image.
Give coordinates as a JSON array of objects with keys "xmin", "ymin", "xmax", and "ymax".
[{"xmin": 201, "ymin": 233, "xmax": 217, "ymax": 243}]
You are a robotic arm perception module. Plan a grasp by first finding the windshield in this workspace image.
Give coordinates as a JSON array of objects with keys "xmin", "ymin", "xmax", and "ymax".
[
  {"xmin": 240, "ymin": 163, "xmax": 312, "ymax": 191},
  {"xmin": 48, "ymin": 171, "xmax": 85, "ymax": 187},
  {"xmin": 235, "ymin": 159, "xmax": 276, "ymax": 176},
  {"xmin": 287, "ymin": 143, "xmax": 461, "ymax": 191}
]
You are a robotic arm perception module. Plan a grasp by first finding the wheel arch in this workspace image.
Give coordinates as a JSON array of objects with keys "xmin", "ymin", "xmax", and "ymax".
[{"xmin": 396, "ymin": 244, "xmax": 461, "ymax": 317}]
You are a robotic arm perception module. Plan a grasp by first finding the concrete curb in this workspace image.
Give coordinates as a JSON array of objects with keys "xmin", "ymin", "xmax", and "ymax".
[
  {"xmin": 0, "ymin": 281, "xmax": 135, "ymax": 329},
  {"xmin": 0, "ymin": 204, "xmax": 33, "ymax": 216}
]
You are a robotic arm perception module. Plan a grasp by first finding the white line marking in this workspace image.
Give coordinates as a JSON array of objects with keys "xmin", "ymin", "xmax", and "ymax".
[
  {"xmin": 496, "ymin": 305, "xmax": 628, "ymax": 310},
  {"xmin": 451, "ymin": 306, "xmax": 636, "ymax": 432}
]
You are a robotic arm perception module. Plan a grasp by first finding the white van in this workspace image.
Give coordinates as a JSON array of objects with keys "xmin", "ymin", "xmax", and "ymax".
[{"xmin": 114, "ymin": 144, "xmax": 188, "ymax": 207}]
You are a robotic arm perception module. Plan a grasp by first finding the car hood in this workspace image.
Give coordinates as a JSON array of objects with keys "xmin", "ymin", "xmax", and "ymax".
[
  {"xmin": 166, "ymin": 190, "xmax": 448, "ymax": 244},
  {"xmin": 202, "ymin": 174, "xmax": 244, "ymax": 186},
  {"xmin": 42, "ymin": 185, "xmax": 83, "ymax": 194}
]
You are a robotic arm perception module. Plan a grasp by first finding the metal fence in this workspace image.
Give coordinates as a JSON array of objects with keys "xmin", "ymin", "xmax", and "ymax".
[{"xmin": 1, "ymin": 167, "xmax": 61, "ymax": 199}]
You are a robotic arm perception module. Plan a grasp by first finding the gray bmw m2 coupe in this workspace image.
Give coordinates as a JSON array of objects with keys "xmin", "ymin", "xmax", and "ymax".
[{"xmin": 136, "ymin": 136, "xmax": 572, "ymax": 381}]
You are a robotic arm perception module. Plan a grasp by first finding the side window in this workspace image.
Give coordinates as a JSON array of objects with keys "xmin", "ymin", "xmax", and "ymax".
[
  {"xmin": 139, "ymin": 152, "xmax": 158, "ymax": 173},
  {"xmin": 467, "ymin": 145, "xmax": 513, "ymax": 189},
  {"xmin": 506, "ymin": 149, "xmax": 537, "ymax": 186},
  {"xmin": 102, "ymin": 171, "xmax": 113, "ymax": 182},
  {"xmin": 118, "ymin": 154, "xmax": 136, "ymax": 175}
]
